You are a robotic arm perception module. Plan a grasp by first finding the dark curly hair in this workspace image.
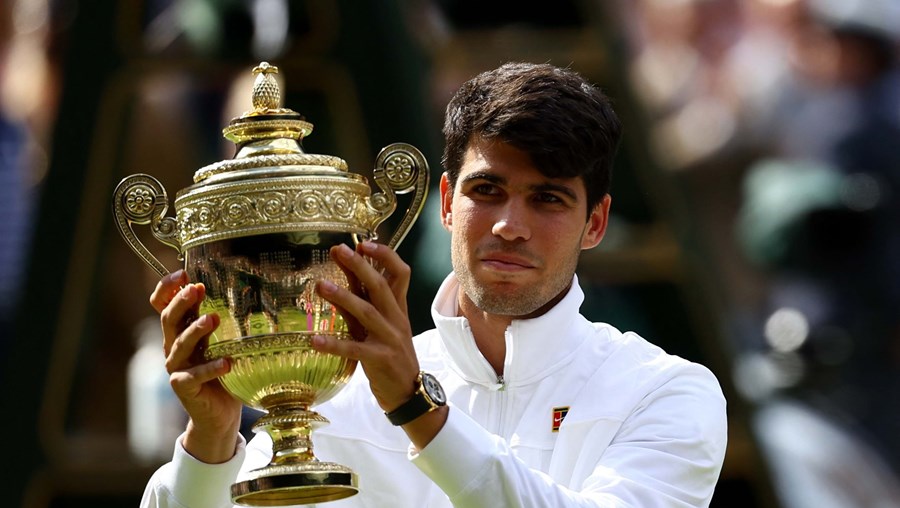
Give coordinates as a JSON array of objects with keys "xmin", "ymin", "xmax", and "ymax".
[{"xmin": 442, "ymin": 62, "xmax": 621, "ymax": 217}]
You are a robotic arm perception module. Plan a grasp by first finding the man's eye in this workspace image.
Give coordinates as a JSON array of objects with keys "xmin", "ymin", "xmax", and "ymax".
[
  {"xmin": 535, "ymin": 193, "xmax": 563, "ymax": 203},
  {"xmin": 473, "ymin": 184, "xmax": 498, "ymax": 195}
]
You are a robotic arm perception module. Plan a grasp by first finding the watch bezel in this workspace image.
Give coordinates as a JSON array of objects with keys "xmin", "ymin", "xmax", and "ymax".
[
  {"xmin": 385, "ymin": 371, "xmax": 446, "ymax": 426},
  {"xmin": 421, "ymin": 372, "xmax": 447, "ymax": 405}
]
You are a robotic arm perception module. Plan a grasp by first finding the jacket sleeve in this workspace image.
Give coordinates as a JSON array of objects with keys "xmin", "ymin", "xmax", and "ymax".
[
  {"xmin": 410, "ymin": 365, "xmax": 727, "ymax": 508},
  {"xmin": 140, "ymin": 433, "xmax": 246, "ymax": 508}
]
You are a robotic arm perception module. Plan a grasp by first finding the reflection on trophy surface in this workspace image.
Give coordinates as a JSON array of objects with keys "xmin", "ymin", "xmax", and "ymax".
[{"xmin": 112, "ymin": 62, "xmax": 429, "ymax": 506}]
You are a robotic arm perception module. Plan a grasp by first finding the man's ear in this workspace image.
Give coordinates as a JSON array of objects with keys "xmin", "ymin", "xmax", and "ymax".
[
  {"xmin": 440, "ymin": 172, "xmax": 453, "ymax": 231},
  {"xmin": 581, "ymin": 195, "xmax": 611, "ymax": 250}
]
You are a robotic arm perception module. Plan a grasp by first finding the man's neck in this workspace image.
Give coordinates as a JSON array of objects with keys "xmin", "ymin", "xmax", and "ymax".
[
  {"xmin": 458, "ymin": 294, "xmax": 510, "ymax": 378},
  {"xmin": 454, "ymin": 282, "xmax": 573, "ymax": 378}
]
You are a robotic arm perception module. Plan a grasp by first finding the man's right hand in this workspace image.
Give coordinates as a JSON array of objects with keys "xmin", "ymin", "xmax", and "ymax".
[{"xmin": 151, "ymin": 269, "xmax": 242, "ymax": 464}]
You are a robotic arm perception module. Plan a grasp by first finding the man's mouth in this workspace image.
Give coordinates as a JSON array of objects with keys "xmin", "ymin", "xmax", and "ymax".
[{"xmin": 480, "ymin": 253, "xmax": 536, "ymax": 271}]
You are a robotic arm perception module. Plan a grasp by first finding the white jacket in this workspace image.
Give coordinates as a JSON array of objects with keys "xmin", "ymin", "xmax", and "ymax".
[{"xmin": 141, "ymin": 274, "xmax": 727, "ymax": 507}]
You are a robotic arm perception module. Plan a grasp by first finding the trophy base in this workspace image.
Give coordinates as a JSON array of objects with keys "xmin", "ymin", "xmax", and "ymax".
[{"xmin": 231, "ymin": 465, "xmax": 358, "ymax": 506}]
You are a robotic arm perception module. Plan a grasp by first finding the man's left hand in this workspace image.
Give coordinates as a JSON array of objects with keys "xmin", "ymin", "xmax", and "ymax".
[{"xmin": 312, "ymin": 241, "xmax": 420, "ymax": 414}]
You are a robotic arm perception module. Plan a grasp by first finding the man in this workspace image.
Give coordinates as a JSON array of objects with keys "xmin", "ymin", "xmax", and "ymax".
[{"xmin": 142, "ymin": 62, "xmax": 727, "ymax": 507}]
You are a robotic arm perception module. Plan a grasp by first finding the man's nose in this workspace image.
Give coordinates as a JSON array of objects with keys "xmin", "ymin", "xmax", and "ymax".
[{"xmin": 491, "ymin": 203, "xmax": 531, "ymax": 241}]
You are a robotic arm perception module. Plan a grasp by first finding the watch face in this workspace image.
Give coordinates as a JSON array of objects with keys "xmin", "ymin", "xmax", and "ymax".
[{"xmin": 422, "ymin": 373, "xmax": 447, "ymax": 405}]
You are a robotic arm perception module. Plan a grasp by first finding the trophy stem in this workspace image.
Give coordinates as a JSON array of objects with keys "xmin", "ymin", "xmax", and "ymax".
[
  {"xmin": 260, "ymin": 404, "xmax": 323, "ymax": 466},
  {"xmin": 231, "ymin": 405, "xmax": 358, "ymax": 506}
]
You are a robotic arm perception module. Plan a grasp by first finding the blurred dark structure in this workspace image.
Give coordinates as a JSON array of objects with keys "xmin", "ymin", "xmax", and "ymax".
[{"xmin": 13, "ymin": 0, "xmax": 885, "ymax": 506}]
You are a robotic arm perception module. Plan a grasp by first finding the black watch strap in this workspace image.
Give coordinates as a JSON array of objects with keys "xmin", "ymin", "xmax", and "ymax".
[{"xmin": 385, "ymin": 372, "xmax": 445, "ymax": 426}]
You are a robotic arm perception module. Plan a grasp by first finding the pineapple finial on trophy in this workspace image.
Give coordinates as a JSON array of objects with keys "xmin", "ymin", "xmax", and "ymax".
[{"xmin": 251, "ymin": 62, "xmax": 281, "ymax": 111}]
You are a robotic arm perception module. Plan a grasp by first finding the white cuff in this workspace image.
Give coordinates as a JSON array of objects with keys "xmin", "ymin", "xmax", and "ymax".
[
  {"xmin": 166, "ymin": 432, "xmax": 246, "ymax": 507},
  {"xmin": 409, "ymin": 407, "xmax": 501, "ymax": 499}
]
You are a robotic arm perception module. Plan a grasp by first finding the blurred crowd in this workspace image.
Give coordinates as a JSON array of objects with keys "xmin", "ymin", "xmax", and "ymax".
[{"xmin": 617, "ymin": 0, "xmax": 900, "ymax": 503}]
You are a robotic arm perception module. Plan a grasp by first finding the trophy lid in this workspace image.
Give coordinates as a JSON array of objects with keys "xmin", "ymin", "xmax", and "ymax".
[
  {"xmin": 113, "ymin": 61, "xmax": 429, "ymax": 274},
  {"xmin": 192, "ymin": 62, "xmax": 348, "ymax": 184}
]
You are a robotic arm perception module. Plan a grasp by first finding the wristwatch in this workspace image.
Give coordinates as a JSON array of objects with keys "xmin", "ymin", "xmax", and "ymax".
[{"xmin": 385, "ymin": 371, "xmax": 447, "ymax": 426}]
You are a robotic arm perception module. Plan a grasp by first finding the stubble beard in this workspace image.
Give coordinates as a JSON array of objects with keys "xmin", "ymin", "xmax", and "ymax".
[{"xmin": 452, "ymin": 240, "xmax": 580, "ymax": 318}]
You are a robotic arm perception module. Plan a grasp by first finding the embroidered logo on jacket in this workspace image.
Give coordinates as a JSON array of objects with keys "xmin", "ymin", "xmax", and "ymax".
[{"xmin": 552, "ymin": 406, "xmax": 569, "ymax": 432}]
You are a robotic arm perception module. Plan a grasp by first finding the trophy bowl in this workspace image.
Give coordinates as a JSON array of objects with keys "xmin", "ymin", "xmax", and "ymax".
[{"xmin": 112, "ymin": 62, "xmax": 429, "ymax": 506}]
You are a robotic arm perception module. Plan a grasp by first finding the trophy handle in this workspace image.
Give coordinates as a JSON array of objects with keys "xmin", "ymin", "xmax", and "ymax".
[
  {"xmin": 368, "ymin": 143, "xmax": 430, "ymax": 250},
  {"xmin": 112, "ymin": 174, "xmax": 182, "ymax": 278}
]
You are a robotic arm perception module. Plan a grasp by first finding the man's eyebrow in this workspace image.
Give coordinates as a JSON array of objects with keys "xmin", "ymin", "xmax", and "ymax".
[
  {"xmin": 460, "ymin": 172, "xmax": 580, "ymax": 202},
  {"xmin": 460, "ymin": 171, "xmax": 505, "ymax": 185}
]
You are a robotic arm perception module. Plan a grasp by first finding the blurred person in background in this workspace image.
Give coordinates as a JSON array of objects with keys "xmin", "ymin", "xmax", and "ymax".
[
  {"xmin": 737, "ymin": 0, "xmax": 900, "ymax": 477},
  {"xmin": 0, "ymin": 0, "xmax": 56, "ymax": 347},
  {"xmin": 619, "ymin": 0, "xmax": 900, "ymax": 505}
]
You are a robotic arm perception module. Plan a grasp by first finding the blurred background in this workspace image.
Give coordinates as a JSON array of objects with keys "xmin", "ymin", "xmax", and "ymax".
[{"xmin": 1, "ymin": 0, "xmax": 898, "ymax": 506}]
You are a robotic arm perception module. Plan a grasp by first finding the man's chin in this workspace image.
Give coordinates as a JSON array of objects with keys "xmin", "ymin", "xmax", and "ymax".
[{"xmin": 468, "ymin": 288, "xmax": 544, "ymax": 317}]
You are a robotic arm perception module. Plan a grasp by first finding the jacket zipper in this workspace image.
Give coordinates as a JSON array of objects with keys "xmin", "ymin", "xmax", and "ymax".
[
  {"xmin": 495, "ymin": 327, "xmax": 515, "ymax": 437},
  {"xmin": 494, "ymin": 375, "xmax": 507, "ymax": 436}
]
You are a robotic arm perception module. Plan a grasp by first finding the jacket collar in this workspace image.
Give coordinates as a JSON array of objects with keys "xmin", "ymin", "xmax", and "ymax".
[{"xmin": 430, "ymin": 272, "xmax": 589, "ymax": 390}]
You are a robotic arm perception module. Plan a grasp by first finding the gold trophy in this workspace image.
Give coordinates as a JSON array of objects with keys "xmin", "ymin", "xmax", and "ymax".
[{"xmin": 112, "ymin": 62, "xmax": 429, "ymax": 506}]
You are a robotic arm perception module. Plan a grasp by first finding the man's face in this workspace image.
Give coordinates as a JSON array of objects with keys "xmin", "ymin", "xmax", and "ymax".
[{"xmin": 440, "ymin": 137, "xmax": 610, "ymax": 318}]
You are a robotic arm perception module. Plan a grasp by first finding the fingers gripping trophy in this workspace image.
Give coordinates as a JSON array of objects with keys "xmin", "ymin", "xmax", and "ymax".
[{"xmin": 112, "ymin": 62, "xmax": 429, "ymax": 506}]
